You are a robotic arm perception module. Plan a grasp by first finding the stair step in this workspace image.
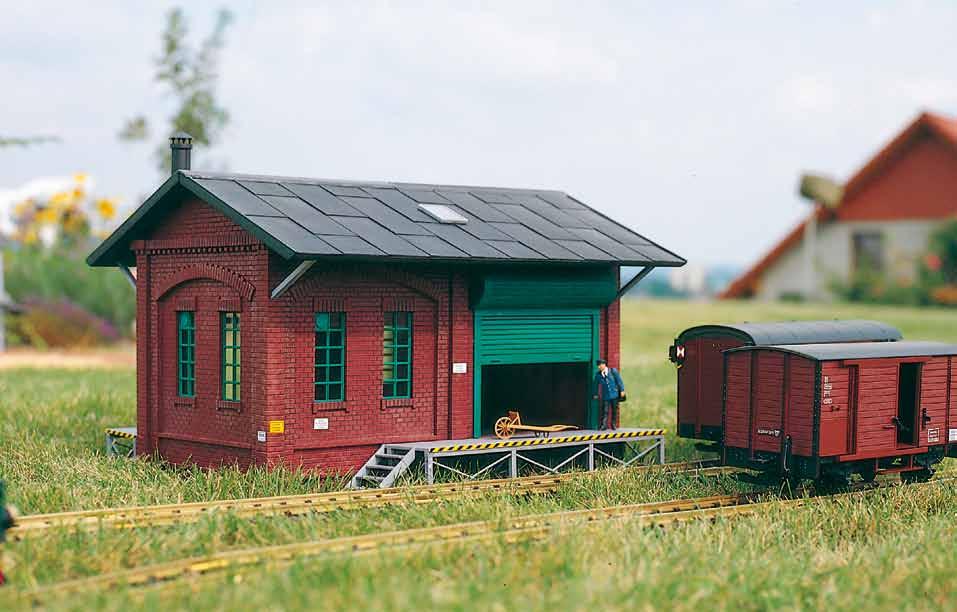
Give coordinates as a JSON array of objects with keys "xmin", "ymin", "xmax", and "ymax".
[{"xmin": 350, "ymin": 444, "xmax": 417, "ymax": 489}]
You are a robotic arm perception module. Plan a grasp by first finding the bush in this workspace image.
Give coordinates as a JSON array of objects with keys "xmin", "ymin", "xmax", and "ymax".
[
  {"xmin": 829, "ymin": 270, "xmax": 931, "ymax": 306},
  {"xmin": 3, "ymin": 245, "xmax": 135, "ymax": 337},
  {"xmin": 10, "ymin": 299, "xmax": 120, "ymax": 347},
  {"xmin": 830, "ymin": 219, "xmax": 957, "ymax": 307},
  {"xmin": 928, "ymin": 219, "xmax": 957, "ymax": 284},
  {"xmin": 930, "ymin": 285, "xmax": 957, "ymax": 306}
]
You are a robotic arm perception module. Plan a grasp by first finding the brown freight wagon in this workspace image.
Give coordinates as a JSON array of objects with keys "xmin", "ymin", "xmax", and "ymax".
[
  {"xmin": 722, "ymin": 341, "xmax": 957, "ymax": 483},
  {"xmin": 669, "ymin": 321, "xmax": 901, "ymax": 442}
]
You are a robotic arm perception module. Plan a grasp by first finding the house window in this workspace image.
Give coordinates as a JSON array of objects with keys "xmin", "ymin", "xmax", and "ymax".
[
  {"xmin": 221, "ymin": 312, "xmax": 241, "ymax": 402},
  {"xmin": 383, "ymin": 311, "xmax": 412, "ymax": 399},
  {"xmin": 852, "ymin": 232, "xmax": 885, "ymax": 274},
  {"xmin": 177, "ymin": 311, "xmax": 195, "ymax": 397},
  {"xmin": 315, "ymin": 313, "xmax": 345, "ymax": 402}
]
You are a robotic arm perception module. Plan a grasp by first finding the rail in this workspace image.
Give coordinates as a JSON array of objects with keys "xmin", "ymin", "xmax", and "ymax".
[
  {"xmin": 22, "ymin": 491, "xmax": 755, "ymax": 600},
  {"xmin": 8, "ymin": 460, "xmax": 729, "ymax": 539},
  {"xmin": 17, "ymin": 474, "xmax": 954, "ymax": 602}
]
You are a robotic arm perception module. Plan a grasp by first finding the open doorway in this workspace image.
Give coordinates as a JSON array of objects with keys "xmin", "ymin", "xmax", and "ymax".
[
  {"xmin": 480, "ymin": 363, "xmax": 589, "ymax": 435},
  {"xmin": 896, "ymin": 363, "xmax": 920, "ymax": 446}
]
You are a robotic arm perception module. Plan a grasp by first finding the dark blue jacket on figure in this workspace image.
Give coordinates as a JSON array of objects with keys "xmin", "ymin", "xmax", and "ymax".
[{"xmin": 593, "ymin": 368, "xmax": 625, "ymax": 401}]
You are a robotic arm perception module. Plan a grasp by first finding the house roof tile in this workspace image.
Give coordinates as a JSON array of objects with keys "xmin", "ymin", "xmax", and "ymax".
[{"xmin": 88, "ymin": 171, "xmax": 685, "ymax": 268}]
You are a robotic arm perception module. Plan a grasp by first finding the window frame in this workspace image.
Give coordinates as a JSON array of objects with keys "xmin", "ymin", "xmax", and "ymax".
[
  {"xmin": 177, "ymin": 311, "xmax": 195, "ymax": 398},
  {"xmin": 221, "ymin": 312, "xmax": 241, "ymax": 402},
  {"xmin": 314, "ymin": 312, "xmax": 346, "ymax": 403},
  {"xmin": 852, "ymin": 231, "xmax": 885, "ymax": 274},
  {"xmin": 382, "ymin": 311, "xmax": 413, "ymax": 399}
]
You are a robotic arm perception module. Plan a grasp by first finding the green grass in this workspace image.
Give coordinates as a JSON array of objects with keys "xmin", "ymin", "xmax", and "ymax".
[{"xmin": 2, "ymin": 298, "xmax": 957, "ymax": 610}]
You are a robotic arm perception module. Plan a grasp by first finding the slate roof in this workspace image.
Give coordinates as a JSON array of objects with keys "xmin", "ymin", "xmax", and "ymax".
[
  {"xmin": 676, "ymin": 320, "xmax": 902, "ymax": 345},
  {"xmin": 728, "ymin": 341, "xmax": 957, "ymax": 361},
  {"xmin": 87, "ymin": 170, "xmax": 685, "ymax": 268}
]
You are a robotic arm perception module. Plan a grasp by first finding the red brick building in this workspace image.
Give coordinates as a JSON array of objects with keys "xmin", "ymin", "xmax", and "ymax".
[{"xmin": 89, "ymin": 135, "xmax": 683, "ymax": 472}]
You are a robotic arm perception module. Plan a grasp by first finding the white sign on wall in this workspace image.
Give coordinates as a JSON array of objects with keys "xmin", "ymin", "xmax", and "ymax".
[
  {"xmin": 257, "ymin": 431, "xmax": 267, "ymax": 443},
  {"xmin": 314, "ymin": 418, "xmax": 329, "ymax": 430},
  {"xmin": 452, "ymin": 362, "xmax": 468, "ymax": 374}
]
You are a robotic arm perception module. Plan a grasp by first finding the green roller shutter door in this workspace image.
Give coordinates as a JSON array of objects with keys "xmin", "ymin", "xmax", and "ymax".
[
  {"xmin": 473, "ymin": 309, "xmax": 599, "ymax": 436},
  {"xmin": 475, "ymin": 311, "xmax": 597, "ymax": 365}
]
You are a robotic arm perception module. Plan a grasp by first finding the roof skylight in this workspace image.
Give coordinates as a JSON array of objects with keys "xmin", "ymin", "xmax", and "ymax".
[{"xmin": 417, "ymin": 203, "xmax": 468, "ymax": 224}]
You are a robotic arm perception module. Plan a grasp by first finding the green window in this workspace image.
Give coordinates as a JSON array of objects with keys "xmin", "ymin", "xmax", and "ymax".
[
  {"xmin": 221, "ymin": 312, "xmax": 241, "ymax": 402},
  {"xmin": 315, "ymin": 313, "xmax": 345, "ymax": 402},
  {"xmin": 383, "ymin": 311, "xmax": 412, "ymax": 399},
  {"xmin": 177, "ymin": 311, "xmax": 195, "ymax": 397}
]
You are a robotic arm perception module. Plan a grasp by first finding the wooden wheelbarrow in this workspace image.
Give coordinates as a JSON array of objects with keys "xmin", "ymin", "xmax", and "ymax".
[{"xmin": 493, "ymin": 411, "xmax": 578, "ymax": 440}]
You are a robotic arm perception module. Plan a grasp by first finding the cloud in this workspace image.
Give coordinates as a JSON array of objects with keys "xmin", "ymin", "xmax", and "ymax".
[
  {"xmin": 896, "ymin": 77, "xmax": 957, "ymax": 107},
  {"xmin": 2, "ymin": 1, "xmax": 957, "ymax": 267},
  {"xmin": 775, "ymin": 75, "xmax": 840, "ymax": 116}
]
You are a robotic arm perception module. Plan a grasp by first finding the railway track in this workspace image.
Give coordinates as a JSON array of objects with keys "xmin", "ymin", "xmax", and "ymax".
[
  {"xmin": 8, "ymin": 459, "xmax": 729, "ymax": 539},
  {"xmin": 17, "ymin": 473, "xmax": 954, "ymax": 602},
  {"xmin": 22, "ymin": 490, "xmax": 758, "ymax": 600}
]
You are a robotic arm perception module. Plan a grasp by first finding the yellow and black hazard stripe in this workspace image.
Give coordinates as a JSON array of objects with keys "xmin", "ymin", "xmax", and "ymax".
[
  {"xmin": 104, "ymin": 428, "xmax": 137, "ymax": 440},
  {"xmin": 430, "ymin": 429, "xmax": 666, "ymax": 453}
]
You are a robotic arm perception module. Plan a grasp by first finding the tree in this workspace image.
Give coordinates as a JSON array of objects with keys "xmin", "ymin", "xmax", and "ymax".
[
  {"xmin": 119, "ymin": 8, "xmax": 233, "ymax": 172},
  {"xmin": 0, "ymin": 136, "xmax": 59, "ymax": 148}
]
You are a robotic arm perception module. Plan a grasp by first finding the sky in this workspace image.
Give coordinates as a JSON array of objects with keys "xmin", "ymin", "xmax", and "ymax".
[{"xmin": 2, "ymin": 1, "xmax": 956, "ymax": 267}]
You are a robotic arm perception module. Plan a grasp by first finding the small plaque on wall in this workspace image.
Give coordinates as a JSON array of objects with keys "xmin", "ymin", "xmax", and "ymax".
[
  {"xmin": 314, "ymin": 418, "xmax": 329, "ymax": 430},
  {"xmin": 452, "ymin": 362, "xmax": 468, "ymax": 374}
]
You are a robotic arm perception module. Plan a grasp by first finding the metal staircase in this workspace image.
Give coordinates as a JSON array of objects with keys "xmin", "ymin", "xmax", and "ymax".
[{"xmin": 349, "ymin": 445, "xmax": 417, "ymax": 489}]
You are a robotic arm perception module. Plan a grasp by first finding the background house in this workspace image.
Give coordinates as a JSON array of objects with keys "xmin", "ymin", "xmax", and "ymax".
[{"xmin": 723, "ymin": 111, "xmax": 957, "ymax": 300}]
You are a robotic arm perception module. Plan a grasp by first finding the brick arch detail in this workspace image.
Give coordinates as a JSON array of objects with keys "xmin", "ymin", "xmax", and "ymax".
[
  {"xmin": 288, "ymin": 265, "xmax": 441, "ymax": 303},
  {"xmin": 155, "ymin": 263, "xmax": 256, "ymax": 301}
]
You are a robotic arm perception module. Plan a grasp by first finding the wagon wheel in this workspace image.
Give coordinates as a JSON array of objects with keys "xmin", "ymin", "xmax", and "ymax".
[{"xmin": 494, "ymin": 417, "xmax": 515, "ymax": 440}]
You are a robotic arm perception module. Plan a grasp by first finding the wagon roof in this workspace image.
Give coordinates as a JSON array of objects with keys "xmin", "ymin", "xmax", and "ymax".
[
  {"xmin": 87, "ymin": 170, "xmax": 685, "ymax": 269},
  {"xmin": 728, "ymin": 340, "xmax": 957, "ymax": 361},
  {"xmin": 676, "ymin": 320, "xmax": 902, "ymax": 345}
]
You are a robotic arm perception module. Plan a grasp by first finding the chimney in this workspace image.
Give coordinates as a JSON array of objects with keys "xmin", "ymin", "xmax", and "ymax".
[{"xmin": 170, "ymin": 132, "xmax": 192, "ymax": 175}]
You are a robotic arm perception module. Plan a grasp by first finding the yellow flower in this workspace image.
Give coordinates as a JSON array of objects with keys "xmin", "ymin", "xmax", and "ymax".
[
  {"xmin": 96, "ymin": 198, "xmax": 117, "ymax": 220},
  {"xmin": 35, "ymin": 207, "xmax": 58, "ymax": 224},
  {"xmin": 73, "ymin": 172, "xmax": 89, "ymax": 184},
  {"xmin": 71, "ymin": 187, "xmax": 84, "ymax": 201},
  {"xmin": 50, "ymin": 191, "xmax": 71, "ymax": 205}
]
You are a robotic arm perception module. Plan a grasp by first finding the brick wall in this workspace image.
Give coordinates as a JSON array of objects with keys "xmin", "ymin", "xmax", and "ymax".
[
  {"xmin": 266, "ymin": 258, "xmax": 473, "ymax": 472},
  {"xmin": 603, "ymin": 298, "xmax": 621, "ymax": 369},
  {"xmin": 134, "ymin": 198, "xmax": 270, "ymax": 467},
  {"xmin": 134, "ymin": 196, "xmax": 476, "ymax": 472}
]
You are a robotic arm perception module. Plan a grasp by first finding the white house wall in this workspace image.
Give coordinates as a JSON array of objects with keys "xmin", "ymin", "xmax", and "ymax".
[{"xmin": 755, "ymin": 219, "xmax": 941, "ymax": 301}]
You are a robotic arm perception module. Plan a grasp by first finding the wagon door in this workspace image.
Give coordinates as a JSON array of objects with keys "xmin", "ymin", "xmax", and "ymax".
[
  {"xmin": 750, "ymin": 351, "xmax": 786, "ymax": 454},
  {"xmin": 917, "ymin": 357, "xmax": 948, "ymax": 448},
  {"xmin": 818, "ymin": 363, "xmax": 850, "ymax": 456}
]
